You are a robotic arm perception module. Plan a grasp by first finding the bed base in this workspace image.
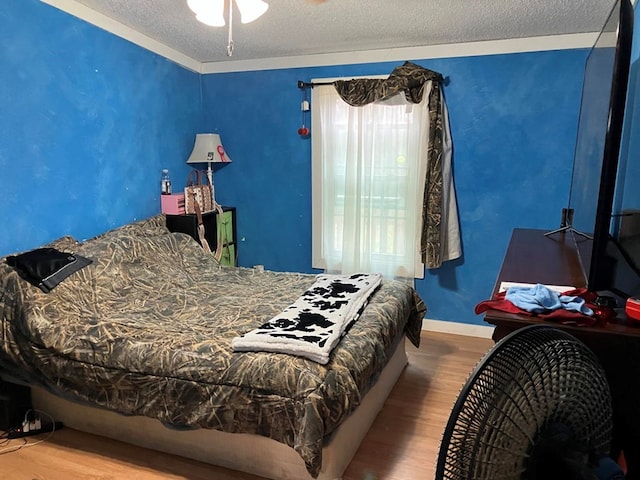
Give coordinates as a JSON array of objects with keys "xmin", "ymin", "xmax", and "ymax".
[{"xmin": 31, "ymin": 338, "xmax": 407, "ymax": 480}]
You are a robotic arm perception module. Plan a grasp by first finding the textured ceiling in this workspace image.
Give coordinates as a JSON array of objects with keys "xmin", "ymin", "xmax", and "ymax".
[{"xmin": 50, "ymin": 0, "xmax": 620, "ymax": 65}]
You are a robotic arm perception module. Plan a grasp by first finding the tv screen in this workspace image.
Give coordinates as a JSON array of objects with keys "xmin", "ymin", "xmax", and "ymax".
[{"xmin": 566, "ymin": 0, "xmax": 635, "ymax": 296}]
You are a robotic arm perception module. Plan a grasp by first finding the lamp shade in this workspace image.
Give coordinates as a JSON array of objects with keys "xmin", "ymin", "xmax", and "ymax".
[{"xmin": 186, "ymin": 133, "xmax": 232, "ymax": 165}]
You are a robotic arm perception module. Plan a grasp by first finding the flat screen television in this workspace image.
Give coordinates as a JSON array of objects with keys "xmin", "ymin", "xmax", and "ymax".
[{"xmin": 564, "ymin": 0, "xmax": 638, "ymax": 298}]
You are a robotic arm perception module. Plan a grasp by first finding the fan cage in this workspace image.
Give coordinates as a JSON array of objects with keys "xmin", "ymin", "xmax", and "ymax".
[{"xmin": 436, "ymin": 325, "xmax": 612, "ymax": 480}]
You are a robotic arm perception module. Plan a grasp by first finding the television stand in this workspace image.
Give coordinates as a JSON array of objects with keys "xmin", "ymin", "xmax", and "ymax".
[
  {"xmin": 544, "ymin": 225, "xmax": 593, "ymax": 239},
  {"xmin": 543, "ymin": 207, "xmax": 593, "ymax": 239}
]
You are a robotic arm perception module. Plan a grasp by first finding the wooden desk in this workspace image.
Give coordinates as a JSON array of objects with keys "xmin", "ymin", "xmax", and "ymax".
[
  {"xmin": 485, "ymin": 228, "xmax": 640, "ymax": 341},
  {"xmin": 484, "ymin": 228, "xmax": 640, "ymax": 478}
]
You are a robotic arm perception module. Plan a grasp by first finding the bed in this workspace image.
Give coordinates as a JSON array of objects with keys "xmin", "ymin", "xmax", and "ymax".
[{"xmin": 0, "ymin": 215, "xmax": 426, "ymax": 479}]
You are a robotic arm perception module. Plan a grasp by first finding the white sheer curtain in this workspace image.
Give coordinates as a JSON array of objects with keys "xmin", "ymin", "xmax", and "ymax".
[{"xmin": 311, "ymin": 83, "xmax": 431, "ymax": 283}]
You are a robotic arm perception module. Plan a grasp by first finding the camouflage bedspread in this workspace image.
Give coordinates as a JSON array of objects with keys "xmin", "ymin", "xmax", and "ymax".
[{"xmin": 0, "ymin": 215, "xmax": 426, "ymax": 478}]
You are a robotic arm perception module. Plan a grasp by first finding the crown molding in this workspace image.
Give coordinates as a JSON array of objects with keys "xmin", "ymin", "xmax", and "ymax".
[
  {"xmin": 40, "ymin": 1, "xmax": 598, "ymax": 75},
  {"xmin": 200, "ymin": 33, "xmax": 598, "ymax": 74}
]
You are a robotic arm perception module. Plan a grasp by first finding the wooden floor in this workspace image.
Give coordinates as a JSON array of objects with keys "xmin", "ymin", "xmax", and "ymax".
[{"xmin": 0, "ymin": 331, "xmax": 493, "ymax": 480}]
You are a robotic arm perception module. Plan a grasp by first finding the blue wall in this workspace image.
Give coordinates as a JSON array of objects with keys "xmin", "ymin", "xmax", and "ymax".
[
  {"xmin": 6, "ymin": 0, "xmax": 636, "ymax": 327},
  {"xmin": 202, "ymin": 51, "xmax": 586, "ymax": 325},
  {"xmin": 0, "ymin": 0, "xmax": 202, "ymax": 254}
]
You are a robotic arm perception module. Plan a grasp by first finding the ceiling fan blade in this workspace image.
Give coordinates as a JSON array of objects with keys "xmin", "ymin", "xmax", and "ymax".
[
  {"xmin": 235, "ymin": 0, "xmax": 269, "ymax": 24},
  {"xmin": 188, "ymin": 0, "xmax": 225, "ymax": 26}
]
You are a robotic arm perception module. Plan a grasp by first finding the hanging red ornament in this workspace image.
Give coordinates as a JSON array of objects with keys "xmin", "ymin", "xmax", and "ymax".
[{"xmin": 298, "ymin": 87, "xmax": 310, "ymax": 137}]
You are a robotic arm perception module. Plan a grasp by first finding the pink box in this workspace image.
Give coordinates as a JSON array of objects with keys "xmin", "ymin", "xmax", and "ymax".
[{"xmin": 161, "ymin": 193, "xmax": 185, "ymax": 215}]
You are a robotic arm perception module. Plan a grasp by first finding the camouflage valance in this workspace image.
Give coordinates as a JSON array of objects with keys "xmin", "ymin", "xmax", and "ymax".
[{"xmin": 333, "ymin": 61, "xmax": 444, "ymax": 106}]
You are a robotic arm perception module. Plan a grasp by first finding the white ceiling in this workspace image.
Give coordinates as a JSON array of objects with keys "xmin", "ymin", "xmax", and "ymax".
[{"xmin": 43, "ymin": 0, "xmax": 623, "ymax": 71}]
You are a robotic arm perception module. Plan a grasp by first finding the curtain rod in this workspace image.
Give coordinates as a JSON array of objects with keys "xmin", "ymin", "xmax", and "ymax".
[
  {"xmin": 297, "ymin": 80, "xmax": 334, "ymax": 89},
  {"xmin": 298, "ymin": 78, "xmax": 449, "ymax": 89}
]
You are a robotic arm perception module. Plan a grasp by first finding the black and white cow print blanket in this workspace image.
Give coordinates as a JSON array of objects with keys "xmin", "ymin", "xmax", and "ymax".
[{"xmin": 232, "ymin": 273, "xmax": 382, "ymax": 364}]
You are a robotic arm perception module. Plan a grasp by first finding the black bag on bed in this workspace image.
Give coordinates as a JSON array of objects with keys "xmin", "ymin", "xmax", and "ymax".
[{"xmin": 6, "ymin": 247, "xmax": 92, "ymax": 293}]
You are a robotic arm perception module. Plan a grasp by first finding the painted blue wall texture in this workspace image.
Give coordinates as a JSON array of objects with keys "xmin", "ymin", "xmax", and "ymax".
[
  {"xmin": 202, "ymin": 50, "xmax": 586, "ymax": 326},
  {"xmin": 2, "ymin": 0, "xmax": 638, "ymax": 326},
  {"xmin": 0, "ymin": 0, "xmax": 202, "ymax": 255}
]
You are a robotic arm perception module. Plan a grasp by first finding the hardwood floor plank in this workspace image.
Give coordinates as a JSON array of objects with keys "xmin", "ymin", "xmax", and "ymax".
[{"xmin": 0, "ymin": 331, "xmax": 493, "ymax": 480}]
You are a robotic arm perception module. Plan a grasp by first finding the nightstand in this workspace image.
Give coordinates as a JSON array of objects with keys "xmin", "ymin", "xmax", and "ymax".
[{"xmin": 166, "ymin": 207, "xmax": 237, "ymax": 266}]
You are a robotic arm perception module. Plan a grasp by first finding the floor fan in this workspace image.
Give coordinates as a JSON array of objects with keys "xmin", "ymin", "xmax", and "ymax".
[{"xmin": 436, "ymin": 324, "xmax": 616, "ymax": 480}]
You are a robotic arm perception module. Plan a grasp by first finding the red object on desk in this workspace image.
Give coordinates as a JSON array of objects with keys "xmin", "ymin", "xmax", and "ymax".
[
  {"xmin": 626, "ymin": 298, "xmax": 640, "ymax": 323},
  {"xmin": 475, "ymin": 288, "xmax": 615, "ymax": 327}
]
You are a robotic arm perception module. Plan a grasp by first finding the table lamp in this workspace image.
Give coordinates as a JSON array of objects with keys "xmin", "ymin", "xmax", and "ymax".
[{"xmin": 186, "ymin": 133, "xmax": 232, "ymax": 206}]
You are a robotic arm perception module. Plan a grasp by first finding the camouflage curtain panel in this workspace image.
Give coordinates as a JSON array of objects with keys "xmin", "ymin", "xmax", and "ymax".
[{"xmin": 333, "ymin": 61, "xmax": 447, "ymax": 268}]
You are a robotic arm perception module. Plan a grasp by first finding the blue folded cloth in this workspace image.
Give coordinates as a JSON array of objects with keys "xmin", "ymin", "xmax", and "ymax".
[
  {"xmin": 505, "ymin": 284, "xmax": 594, "ymax": 316},
  {"xmin": 592, "ymin": 455, "xmax": 625, "ymax": 480}
]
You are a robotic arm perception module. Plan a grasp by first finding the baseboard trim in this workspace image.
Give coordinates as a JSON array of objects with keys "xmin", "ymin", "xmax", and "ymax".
[{"xmin": 422, "ymin": 319, "xmax": 495, "ymax": 339}]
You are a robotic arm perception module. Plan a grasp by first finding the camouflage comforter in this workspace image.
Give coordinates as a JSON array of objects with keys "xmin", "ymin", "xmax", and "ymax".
[{"xmin": 0, "ymin": 215, "xmax": 426, "ymax": 478}]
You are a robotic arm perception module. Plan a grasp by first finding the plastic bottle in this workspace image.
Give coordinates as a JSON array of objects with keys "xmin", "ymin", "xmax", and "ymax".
[{"xmin": 161, "ymin": 169, "xmax": 172, "ymax": 195}]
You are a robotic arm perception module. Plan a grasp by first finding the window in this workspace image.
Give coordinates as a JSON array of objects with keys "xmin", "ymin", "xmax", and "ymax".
[{"xmin": 311, "ymin": 83, "xmax": 431, "ymax": 281}]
